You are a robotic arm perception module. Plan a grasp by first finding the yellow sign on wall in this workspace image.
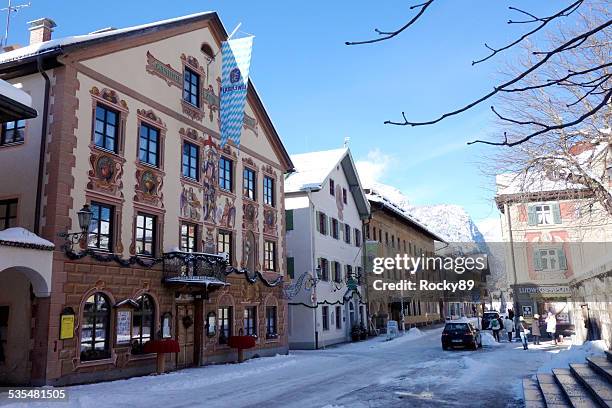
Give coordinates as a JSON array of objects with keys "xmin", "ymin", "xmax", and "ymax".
[{"xmin": 60, "ymin": 314, "xmax": 75, "ymax": 340}]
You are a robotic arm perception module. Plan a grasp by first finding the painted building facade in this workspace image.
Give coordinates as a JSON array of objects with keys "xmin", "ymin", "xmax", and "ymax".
[
  {"xmin": 284, "ymin": 148, "xmax": 370, "ymax": 349},
  {"xmin": 0, "ymin": 12, "xmax": 293, "ymax": 385}
]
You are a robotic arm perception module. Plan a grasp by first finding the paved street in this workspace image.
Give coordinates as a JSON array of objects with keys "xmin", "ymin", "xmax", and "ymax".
[{"xmin": 0, "ymin": 324, "xmax": 570, "ymax": 408}]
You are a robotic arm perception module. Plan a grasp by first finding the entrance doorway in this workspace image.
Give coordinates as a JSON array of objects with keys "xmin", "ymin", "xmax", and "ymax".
[{"xmin": 176, "ymin": 303, "xmax": 195, "ymax": 369}]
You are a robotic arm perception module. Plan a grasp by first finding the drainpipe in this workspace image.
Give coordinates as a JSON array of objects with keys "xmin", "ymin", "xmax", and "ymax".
[
  {"xmin": 307, "ymin": 190, "xmax": 318, "ymax": 349},
  {"xmin": 34, "ymin": 55, "xmax": 51, "ymax": 235},
  {"xmin": 505, "ymin": 202, "xmax": 520, "ymax": 340}
]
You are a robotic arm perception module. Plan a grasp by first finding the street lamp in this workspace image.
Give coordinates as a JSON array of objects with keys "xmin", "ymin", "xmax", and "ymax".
[
  {"xmin": 77, "ymin": 204, "xmax": 93, "ymax": 236},
  {"xmin": 59, "ymin": 204, "xmax": 93, "ymax": 253}
]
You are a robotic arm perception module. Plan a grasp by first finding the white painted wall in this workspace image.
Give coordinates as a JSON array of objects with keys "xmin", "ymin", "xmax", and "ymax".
[{"xmin": 286, "ymin": 156, "xmax": 366, "ymax": 349}]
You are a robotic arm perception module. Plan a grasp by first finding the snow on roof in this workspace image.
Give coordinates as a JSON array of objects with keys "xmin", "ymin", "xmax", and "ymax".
[
  {"xmin": 284, "ymin": 148, "xmax": 347, "ymax": 193},
  {"xmin": 496, "ymin": 141, "xmax": 607, "ymax": 196},
  {"xmin": 366, "ymin": 186, "xmax": 446, "ymax": 243},
  {"xmin": 0, "ymin": 227, "xmax": 54, "ymax": 250},
  {"xmin": 0, "ymin": 79, "xmax": 32, "ymax": 107},
  {"xmin": 0, "ymin": 11, "xmax": 216, "ymax": 64}
]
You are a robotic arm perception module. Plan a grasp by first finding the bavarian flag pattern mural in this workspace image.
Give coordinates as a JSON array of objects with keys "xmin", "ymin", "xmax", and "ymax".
[{"xmin": 220, "ymin": 36, "xmax": 254, "ymax": 148}]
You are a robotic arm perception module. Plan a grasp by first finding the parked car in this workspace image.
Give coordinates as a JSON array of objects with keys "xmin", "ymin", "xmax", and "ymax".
[
  {"xmin": 482, "ymin": 311, "xmax": 500, "ymax": 330},
  {"xmin": 441, "ymin": 322, "xmax": 482, "ymax": 350}
]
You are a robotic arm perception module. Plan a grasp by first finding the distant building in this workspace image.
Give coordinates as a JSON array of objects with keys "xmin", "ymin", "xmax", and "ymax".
[{"xmin": 284, "ymin": 148, "xmax": 370, "ymax": 349}]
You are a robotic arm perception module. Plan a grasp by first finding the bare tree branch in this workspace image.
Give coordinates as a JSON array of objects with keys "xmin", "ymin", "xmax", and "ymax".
[{"xmin": 345, "ymin": 0, "xmax": 434, "ymax": 46}]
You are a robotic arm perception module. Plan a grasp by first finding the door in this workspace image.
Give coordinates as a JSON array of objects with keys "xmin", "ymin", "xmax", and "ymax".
[{"xmin": 176, "ymin": 303, "xmax": 195, "ymax": 369}]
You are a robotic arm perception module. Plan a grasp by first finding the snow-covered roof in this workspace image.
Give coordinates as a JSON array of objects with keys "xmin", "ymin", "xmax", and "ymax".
[
  {"xmin": 285, "ymin": 148, "xmax": 348, "ymax": 193},
  {"xmin": 0, "ymin": 227, "xmax": 54, "ymax": 250},
  {"xmin": 285, "ymin": 147, "xmax": 370, "ymax": 218},
  {"xmin": 0, "ymin": 11, "xmax": 216, "ymax": 64},
  {"xmin": 496, "ymin": 141, "xmax": 607, "ymax": 197},
  {"xmin": 0, "ymin": 79, "xmax": 32, "ymax": 107},
  {"xmin": 365, "ymin": 187, "xmax": 446, "ymax": 243}
]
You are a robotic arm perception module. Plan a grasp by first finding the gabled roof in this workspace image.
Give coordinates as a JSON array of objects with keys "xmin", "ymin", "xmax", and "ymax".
[
  {"xmin": 0, "ymin": 11, "xmax": 293, "ymax": 172},
  {"xmin": 365, "ymin": 187, "xmax": 446, "ymax": 243},
  {"xmin": 285, "ymin": 147, "xmax": 371, "ymax": 218},
  {"xmin": 0, "ymin": 12, "xmax": 217, "ymax": 64}
]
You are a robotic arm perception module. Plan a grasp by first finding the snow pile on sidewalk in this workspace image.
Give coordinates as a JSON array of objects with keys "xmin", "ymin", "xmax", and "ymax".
[
  {"xmin": 481, "ymin": 332, "xmax": 503, "ymax": 347},
  {"xmin": 537, "ymin": 340, "xmax": 607, "ymax": 373}
]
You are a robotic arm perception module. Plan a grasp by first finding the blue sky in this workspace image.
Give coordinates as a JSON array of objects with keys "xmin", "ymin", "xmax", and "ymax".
[{"xmin": 3, "ymin": 0, "xmax": 560, "ymax": 224}]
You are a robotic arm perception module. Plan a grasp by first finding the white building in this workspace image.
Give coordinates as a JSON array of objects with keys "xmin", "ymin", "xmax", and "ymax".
[{"xmin": 285, "ymin": 148, "xmax": 370, "ymax": 349}]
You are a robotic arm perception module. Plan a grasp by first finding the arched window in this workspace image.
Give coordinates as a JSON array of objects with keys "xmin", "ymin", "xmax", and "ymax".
[
  {"xmin": 80, "ymin": 292, "xmax": 111, "ymax": 361},
  {"xmin": 201, "ymin": 43, "xmax": 214, "ymax": 61},
  {"xmin": 132, "ymin": 294, "xmax": 155, "ymax": 354}
]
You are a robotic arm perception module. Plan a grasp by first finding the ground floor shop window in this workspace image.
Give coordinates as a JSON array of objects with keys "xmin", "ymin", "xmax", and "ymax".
[
  {"xmin": 218, "ymin": 306, "xmax": 232, "ymax": 345},
  {"xmin": 81, "ymin": 293, "xmax": 111, "ymax": 361},
  {"xmin": 266, "ymin": 306, "xmax": 277, "ymax": 339},
  {"xmin": 132, "ymin": 295, "xmax": 155, "ymax": 354}
]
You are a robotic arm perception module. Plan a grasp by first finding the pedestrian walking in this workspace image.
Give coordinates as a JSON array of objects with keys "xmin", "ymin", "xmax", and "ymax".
[
  {"xmin": 518, "ymin": 316, "xmax": 529, "ymax": 350},
  {"xmin": 504, "ymin": 316, "xmax": 514, "ymax": 342},
  {"xmin": 545, "ymin": 312, "xmax": 557, "ymax": 345},
  {"xmin": 531, "ymin": 314, "xmax": 541, "ymax": 345},
  {"xmin": 489, "ymin": 317, "xmax": 501, "ymax": 342}
]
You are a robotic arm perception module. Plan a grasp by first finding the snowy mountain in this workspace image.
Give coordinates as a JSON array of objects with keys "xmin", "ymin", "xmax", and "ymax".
[{"xmin": 408, "ymin": 204, "xmax": 487, "ymax": 249}]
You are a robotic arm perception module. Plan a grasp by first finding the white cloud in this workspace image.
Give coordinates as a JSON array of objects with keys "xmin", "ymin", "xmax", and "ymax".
[{"xmin": 355, "ymin": 148, "xmax": 394, "ymax": 188}]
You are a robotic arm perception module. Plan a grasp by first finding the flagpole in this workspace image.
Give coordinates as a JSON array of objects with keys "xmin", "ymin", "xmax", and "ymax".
[{"xmin": 227, "ymin": 23, "xmax": 242, "ymax": 41}]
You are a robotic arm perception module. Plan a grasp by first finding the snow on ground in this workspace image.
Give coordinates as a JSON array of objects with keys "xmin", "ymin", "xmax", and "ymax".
[
  {"xmin": 537, "ymin": 339, "xmax": 607, "ymax": 373},
  {"xmin": 0, "ymin": 324, "xmax": 575, "ymax": 408},
  {"xmin": 481, "ymin": 331, "xmax": 503, "ymax": 347}
]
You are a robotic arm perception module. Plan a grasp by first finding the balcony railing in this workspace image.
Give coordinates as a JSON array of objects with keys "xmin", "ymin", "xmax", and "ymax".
[{"xmin": 162, "ymin": 251, "xmax": 228, "ymax": 287}]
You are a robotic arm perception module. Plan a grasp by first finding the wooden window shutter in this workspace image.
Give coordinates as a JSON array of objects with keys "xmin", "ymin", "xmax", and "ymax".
[
  {"xmin": 287, "ymin": 257, "xmax": 295, "ymax": 278},
  {"xmin": 533, "ymin": 249, "xmax": 543, "ymax": 271},
  {"xmin": 527, "ymin": 205, "xmax": 538, "ymax": 226},
  {"xmin": 557, "ymin": 248, "xmax": 567, "ymax": 270},
  {"xmin": 552, "ymin": 203, "xmax": 562, "ymax": 224},
  {"xmin": 286, "ymin": 209, "xmax": 294, "ymax": 231}
]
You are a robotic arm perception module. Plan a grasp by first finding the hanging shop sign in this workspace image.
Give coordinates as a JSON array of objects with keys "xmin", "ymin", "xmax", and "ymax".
[{"xmin": 59, "ymin": 307, "xmax": 75, "ymax": 340}]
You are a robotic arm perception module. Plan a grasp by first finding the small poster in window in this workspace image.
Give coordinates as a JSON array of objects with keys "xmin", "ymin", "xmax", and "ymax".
[
  {"xmin": 522, "ymin": 306, "xmax": 533, "ymax": 317},
  {"xmin": 116, "ymin": 310, "xmax": 131, "ymax": 344}
]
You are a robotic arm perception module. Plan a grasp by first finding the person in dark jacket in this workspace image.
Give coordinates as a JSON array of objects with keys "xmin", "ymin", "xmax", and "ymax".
[{"xmin": 531, "ymin": 314, "xmax": 542, "ymax": 345}]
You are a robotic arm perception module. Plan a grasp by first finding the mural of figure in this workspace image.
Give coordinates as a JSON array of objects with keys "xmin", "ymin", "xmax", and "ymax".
[
  {"xmin": 180, "ymin": 186, "xmax": 202, "ymax": 221},
  {"xmin": 203, "ymin": 228, "xmax": 216, "ymax": 253},
  {"xmin": 220, "ymin": 197, "xmax": 236, "ymax": 228},
  {"xmin": 335, "ymin": 184, "xmax": 344, "ymax": 220},
  {"xmin": 243, "ymin": 230, "xmax": 256, "ymax": 272},
  {"xmin": 202, "ymin": 137, "xmax": 218, "ymax": 222}
]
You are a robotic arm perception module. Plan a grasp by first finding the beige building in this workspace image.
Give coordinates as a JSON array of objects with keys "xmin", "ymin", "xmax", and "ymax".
[
  {"xmin": 0, "ymin": 13, "xmax": 293, "ymax": 385},
  {"xmin": 364, "ymin": 187, "xmax": 448, "ymax": 330}
]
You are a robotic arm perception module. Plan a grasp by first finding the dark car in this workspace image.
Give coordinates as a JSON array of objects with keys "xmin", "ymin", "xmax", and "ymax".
[
  {"xmin": 482, "ymin": 311, "xmax": 500, "ymax": 331},
  {"xmin": 442, "ymin": 322, "xmax": 482, "ymax": 350}
]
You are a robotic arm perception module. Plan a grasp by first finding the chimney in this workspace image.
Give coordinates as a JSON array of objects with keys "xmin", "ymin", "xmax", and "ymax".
[{"xmin": 27, "ymin": 18, "xmax": 57, "ymax": 44}]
